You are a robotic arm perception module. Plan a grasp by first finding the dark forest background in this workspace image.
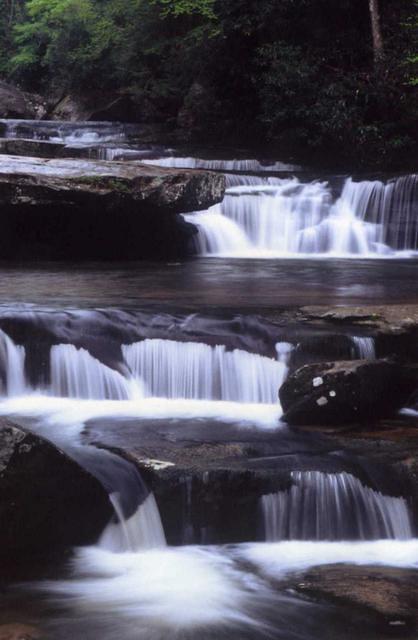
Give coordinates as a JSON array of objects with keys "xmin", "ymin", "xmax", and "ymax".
[{"xmin": 0, "ymin": 0, "xmax": 417, "ymax": 168}]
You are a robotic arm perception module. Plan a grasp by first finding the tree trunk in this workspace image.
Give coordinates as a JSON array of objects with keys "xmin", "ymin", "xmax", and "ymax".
[{"xmin": 369, "ymin": 0, "xmax": 384, "ymax": 67}]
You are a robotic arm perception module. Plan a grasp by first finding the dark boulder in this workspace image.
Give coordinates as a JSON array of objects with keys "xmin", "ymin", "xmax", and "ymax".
[
  {"xmin": 0, "ymin": 81, "xmax": 46, "ymax": 119},
  {"xmin": 0, "ymin": 419, "xmax": 112, "ymax": 560},
  {"xmin": 0, "ymin": 81, "xmax": 29, "ymax": 119},
  {"xmin": 51, "ymin": 91, "xmax": 166, "ymax": 124},
  {"xmin": 280, "ymin": 360, "xmax": 417, "ymax": 426}
]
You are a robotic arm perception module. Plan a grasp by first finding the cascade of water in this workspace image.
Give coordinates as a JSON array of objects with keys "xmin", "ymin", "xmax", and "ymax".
[
  {"xmin": 261, "ymin": 471, "xmax": 413, "ymax": 541},
  {"xmin": 275, "ymin": 342, "xmax": 295, "ymax": 366},
  {"xmin": 340, "ymin": 175, "xmax": 418, "ymax": 250},
  {"xmin": 351, "ymin": 336, "xmax": 376, "ymax": 360},
  {"xmin": 186, "ymin": 180, "xmax": 333, "ymax": 256},
  {"xmin": 50, "ymin": 344, "xmax": 138, "ymax": 400},
  {"xmin": 123, "ymin": 339, "xmax": 286, "ymax": 403},
  {"xmin": 225, "ymin": 174, "xmax": 285, "ymax": 188},
  {"xmin": 186, "ymin": 174, "xmax": 418, "ymax": 257},
  {"xmin": 0, "ymin": 329, "xmax": 26, "ymax": 396},
  {"xmin": 186, "ymin": 205, "xmax": 253, "ymax": 255},
  {"xmin": 99, "ymin": 492, "xmax": 167, "ymax": 552},
  {"xmin": 143, "ymin": 157, "xmax": 300, "ymax": 172}
]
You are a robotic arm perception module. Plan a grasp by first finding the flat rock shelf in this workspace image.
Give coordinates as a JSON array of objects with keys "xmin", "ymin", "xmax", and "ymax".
[{"xmin": 0, "ymin": 155, "xmax": 225, "ymax": 260}]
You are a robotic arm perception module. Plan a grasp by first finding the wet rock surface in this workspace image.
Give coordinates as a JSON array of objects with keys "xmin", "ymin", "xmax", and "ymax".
[
  {"xmin": 0, "ymin": 138, "xmax": 165, "ymax": 162},
  {"xmin": 280, "ymin": 360, "xmax": 417, "ymax": 426},
  {"xmin": 85, "ymin": 413, "xmax": 418, "ymax": 544},
  {"xmin": 0, "ymin": 155, "xmax": 225, "ymax": 259},
  {"xmin": 0, "ymin": 154, "xmax": 225, "ymax": 213},
  {"xmin": 0, "ymin": 138, "xmax": 90, "ymax": 160},
  {"xmin": 296, "ymin": 416, "xmax": 418, "ymax": 526},
  {"xmin": 0, "ymin": 418, "xmax": 111, "ymax": 562},
  {"xmin": 291, "ymin": 564, "xmax": 418, "ymax": 635}
]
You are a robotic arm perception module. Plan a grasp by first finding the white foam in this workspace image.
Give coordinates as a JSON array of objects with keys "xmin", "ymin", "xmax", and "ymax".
[
  {"xmin": 40, "ymin": 539, "xmax": 418, "ymax": 632},
  {"xmin": 45, "ymin": 545, "xmax": 270, "ymax": 630},
  {"xmin": 0, "ymin": 394, "xmax": 283, "ymax": 436},
  {"xmin": 239, "ymin": 539, "xmax": 418, "ymax": 578}
]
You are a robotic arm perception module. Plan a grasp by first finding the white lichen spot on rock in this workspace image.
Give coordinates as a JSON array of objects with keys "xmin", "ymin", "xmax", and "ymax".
[
  {"xmin": 313, "ymin": 377, "xmax": 324, "ymax": 387},
  {"xmin": 329, "ymin": 390, "xmax": 336, "ymax": 397},
  {"xmin": 316, "ymin": 396, "xmax": 328, "ymax": 406}
]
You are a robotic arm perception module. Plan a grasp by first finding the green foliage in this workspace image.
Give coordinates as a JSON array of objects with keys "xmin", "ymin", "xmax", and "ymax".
[
  {"xmin": 153, "ymin": 0, "xmax": 216, "ymax": 20},
  {"xmin": 406, "ymin": 1, "xmax": 418, "ymax": 84},
  {"xmin": 10, "ymin": 0, "xmax": 120, "ymax": 88},
  {"xmin": 0, "ymin": 0, "xmax": 415, "ymax": 168}
]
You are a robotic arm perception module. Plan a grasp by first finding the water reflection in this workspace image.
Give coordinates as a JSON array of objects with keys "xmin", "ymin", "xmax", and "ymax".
[{"xmin": 0, "ymin": 258, "xmax": 415, "ymax": 309}]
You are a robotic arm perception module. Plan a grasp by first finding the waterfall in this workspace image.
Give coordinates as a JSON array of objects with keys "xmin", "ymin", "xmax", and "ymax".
[
  {"xmin": 261, "ymin": 471, "xmax": 413, "ymax": 541},
  {"xmin": 351, "ymin": 336, "xmax": 376, "ymax": 360},
  {"xmin": 340, "ymin": 175, "xmax": 418, "ymax": 250},
  {"xmin": 143, "ymin": 157, "xmax": 300, "ymax": 172},
  {"xmin": 122, "ymin": 339, "xmax": 286, "ymax": 403},
  {"xmin": 99, "ymin": 492, "xmax": 166, "ymax": 552},
  {"xmin": 275, "ymin": 342, "xmax": 295, "ymax": 366},
  {"xmin": 0, "ymin": 329, "xmax": 26, "ymax": 396},
  {"xmin": 50, "ymin": 344, "xmax": 137, "ymax": 400},
  {"xmin": 186, "ymin": 180, "xmax": 334, "ymax": 256},
  {"xmin": 225, "ymin": 174, "xmax": 285, "ymax": 188},
  {"xmin": 186, "ymin": 174, "xmax": 418, "ymax": 257},
  {"xmin": 187, "ymin": 206, "xmax": 253, "ymax": 255}
]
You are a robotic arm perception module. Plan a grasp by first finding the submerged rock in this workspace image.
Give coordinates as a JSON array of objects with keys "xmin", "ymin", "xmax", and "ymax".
[
  {"xmin": 280, "ymin": 360, "xmax": 417, "ymax": 426},
  {"xmin": 0, "ymin": 418, "xmax": 111, "ymax": 561},
  {"xmin": 293, "ymin": 564, "xmax": 418, "ymax": 634},
  {"xmin": 0, "ymin": 155, "xmax": 225, "ymax": 259}
]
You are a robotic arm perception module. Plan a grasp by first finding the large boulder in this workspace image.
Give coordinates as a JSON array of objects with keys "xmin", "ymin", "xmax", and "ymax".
[
  {"xmin": 293, "ymin": 564, "xmax": 418, "ymax": 634},
  {"xmin": 50, "ymin": 91, "xmax": 165, "ymax": 124},
  {"xmin": 0, "ymin": 81, "xmax": 46, "ymax": 120},
  {"xmin": 0, "ymin": 81, "xmax": 30, "ymax": 119},
  {"xmin": 280, "ymin": 360, "xmax": 417, "ymax": 426},
  {"xmin": 0, "ymin": 419, "xmax": 112, "ymax": 560},
  {"xmin": 0, "ymin": 155, "xmax": 225, "ymax": 259}
]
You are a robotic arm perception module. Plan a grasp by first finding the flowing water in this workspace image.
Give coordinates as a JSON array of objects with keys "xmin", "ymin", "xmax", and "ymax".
[
  {"xmin": 261, "ymin": 471, "xmax": 413, "ymax": 541},
  {"xmin": 184, "ymin": 176, "xmax": 418, "ymax": 258},
  {"xmin": 0, "ymin": 121, "xmax": 417, "ymax": 639},
  {"xmin": 0, "ymin": 312, "xmax": 416, "ymax": 639},
  {"xmin": 123, "ymin": 339, "xmax": 286, "ymax": 403}
]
